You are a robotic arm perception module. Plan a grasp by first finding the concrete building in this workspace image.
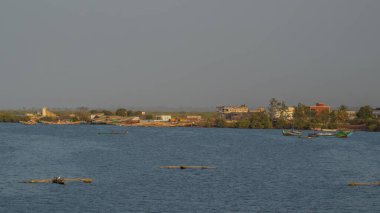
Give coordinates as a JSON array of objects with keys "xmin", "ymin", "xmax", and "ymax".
[
  {"xmin": 186, "ymin": 115, "xmax": 202, "ymax": 122},
  {"xmin": 155, "ymin": 115, "xmax": 172, "ymax": 122},
  {"xmin": 274, "ymin": 107, "xmax": 295, "ymax": 120},
  {"xmin": 346, "ymin": 111, "xmax": 357, "ymax": 120},
  {"xmin": 41, "ymin": 107, "xmax": 57, "ymax": 118},
  {"xmin": 216, "ymin": 105, "xmax": 249, "ymax": 114},
  {"xmin": 251, "ymin": 107, "xmax": 265, "ymax": 113},
  {"xmin": 310, "ymin": 103, "xmax": 331, "ymax": 115},
  {"xmin": 374, "ymin": 108, "xmax": 380, "ymax": 118}
]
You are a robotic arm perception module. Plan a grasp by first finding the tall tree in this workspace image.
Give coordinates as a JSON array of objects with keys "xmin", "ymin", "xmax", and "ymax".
[
  {"xmin": 356, "ymin": 105, "xmax": 374, "ymax": 121},
  {"xmin": 293, "ymin": 103, "xmax": 312, "ymax": 130},
  {"xmin": 268, "ymin": 98, "xmax": 280, "ymax": 121},
  {"xmin": 115, "ymin": 108, "xmax": 127, "ymax": 117},
  {"xmin": 335, "ymin": 105, "xmax": 349, "ymax": 124}
]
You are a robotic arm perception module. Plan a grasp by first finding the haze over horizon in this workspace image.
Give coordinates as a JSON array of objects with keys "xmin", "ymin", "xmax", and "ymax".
[{"xmin": 1, "ymin": 0, "xmax": 379, "ymax": 109}]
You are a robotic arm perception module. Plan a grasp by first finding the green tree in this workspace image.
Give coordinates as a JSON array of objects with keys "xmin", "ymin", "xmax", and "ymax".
[
  {"xmin": 235, "ymin": 119, "xmax": 251, "ymax": 128},
  {"xmin": 356, "ymin": 105, "xmax": 374, "ymax": 121},
  {"xmin": 250, "ymin": 112, "xmax": 272, "ymax": 129},
  {"xmin": 215, "ymin": 117, "xmax": 226, "ymax": 128},
  {"xmin": 293, "ymin": 103, "xmax": 313, "ymax": 130},
  {"xmin": 115, "ymin": 108, "xmax": 127, "ymax": 117},
  {"xmin": 76, "ymin": 107, "xmax": 90, "ymax": 122},
  {"xmin": 336, "ymin": 105, "xmax": 349, "ymax": 124},
  {"xmin": 145, "ymin": 114, "xmax": 153, "ymax": 120},
  {"xmin": 102, "ymin": 110, "xmax": 114, "ymax": 116},
  {"xmin": 316, "ymin": 109, "xmax": 330, "ymax": 128},
  {"xmin": 127, "ymin": 110, "xmax": 134, "ymax": 116},
  {"xmin": 268, "ymin": 98, "xmax": 281, "ymax": 121}
]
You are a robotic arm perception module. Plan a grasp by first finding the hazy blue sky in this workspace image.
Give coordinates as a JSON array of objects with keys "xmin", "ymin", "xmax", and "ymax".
[{"xmin": 1, "ymin": 0, "xmax": 379, "ymax": 109}]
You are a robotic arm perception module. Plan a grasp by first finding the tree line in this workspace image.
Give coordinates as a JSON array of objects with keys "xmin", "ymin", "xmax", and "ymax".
[{"xmin": 199, "ymin": 98, "xmax": 380, "ymax": 131}]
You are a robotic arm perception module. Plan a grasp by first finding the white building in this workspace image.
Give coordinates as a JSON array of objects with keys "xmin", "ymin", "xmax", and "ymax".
[
  {"xmin": 216, "ymin": 105, "xmax": 249, "ymax": 114},
  {"xmin": 374, "ymin": 108, "xmax": 380, "ymax": 118},
  {"xmin": 274, "ymin": 107, "xmax": 295, "ymax": 120},
  {"xmin": 155, "ymin": 115, "xmax": 172, "ymax": 122}
]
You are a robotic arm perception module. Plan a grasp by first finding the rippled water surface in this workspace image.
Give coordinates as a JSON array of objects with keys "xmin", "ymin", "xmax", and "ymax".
[{"xmin": 0, "ymin": 123, "xmax": 379, "ymax": 212}]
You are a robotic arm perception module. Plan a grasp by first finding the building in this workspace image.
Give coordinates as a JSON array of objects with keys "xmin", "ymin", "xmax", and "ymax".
[
  {"xmin": 41, "ymin": 107, "xmax": 57, "ymax": 118},
  {"xmin": 374, "ymin": 108, "xmax": 380, "ymax": 118},
  {"xmin": 274, "ymin": 107, "xmax": 295, "ymax": 120},
  {"xmin": 310, "ymin": 103, "xmax": 331, "ymax": 115},
  {"xmin": 216, "ymin": 105, "xmax": 249, "ymax": 114},
  {"xmin": 155, "ymin": 115, "xmax": 172, "ymax": 122},
  {"xmin": 346, "ymin": 111, "xmax": 357, "ymax": 120},
  {"xmin": 90, "ymin": 113, "xmax": 105, "ymax": 120},
  {"xmin": 251, "ymin": 107, "xmax": 265, "ymax": 113},
  {"xmin": 186, "ymin": 115, "xmax": 202, "ymax": 122}
]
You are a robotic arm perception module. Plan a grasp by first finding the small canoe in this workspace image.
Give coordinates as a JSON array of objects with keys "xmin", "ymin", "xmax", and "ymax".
[
  {"xmin": 160, "ymin": 166, "xmax": 216, "ymax": 169},
  {"xmin": 282, "ymin": 129, "xmax": 302, "ymax": 136},
  {"xmin": 316, "ymin": 132, "xmax": 335, "ymax": 137},
  {"xmin": 23, "ymin": 177, "xmax": 92, "ymax": 184}
]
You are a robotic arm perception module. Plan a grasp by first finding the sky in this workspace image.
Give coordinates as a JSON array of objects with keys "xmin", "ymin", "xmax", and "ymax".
[{"xmin": 0, "ymin": 0, "xmax": 379, "ymax": 110}]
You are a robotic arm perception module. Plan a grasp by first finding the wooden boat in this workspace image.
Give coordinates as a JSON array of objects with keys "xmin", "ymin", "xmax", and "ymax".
[
  {"xmin": 307, "ymin": 133, "xmax": 319, "ymax": 138},
  {"xmin": 160, "ymin": 165, "xmax": 216, "ymax": 169},
  {"xmin": 98, "ymin": 130, "xmax": 128, "ymax": 135},
  {"xmin": 282, "ymin": 129, "xmax": 302, "ymax": 136},
  {"xmin": 321, "ymin": 129, "xmax": 337, "ymax": 132},
  {"xmin": 20, "ymin": 120, "xmax": 37, "ymax": 125},
  {"xmin": 348, "ymin": 181, "xmax": 380, "ymax": 186},
  {"xmin": 335, "ymin": 131, "xmax": 353, "ymax": 138},
  {"xmin": 23, "ymin": 177, "xmax": 92, "ymax": 184},
  {"xmin": 40, "ymin": 120, "xmax": 82, "ymax": 125},
  {"xmin": 299, "ymin": 135, "xmax": 315, "ymax": 139},
  {"xmin": 316, "ymin": 132, "xmax": 335, "ymax": 137}
]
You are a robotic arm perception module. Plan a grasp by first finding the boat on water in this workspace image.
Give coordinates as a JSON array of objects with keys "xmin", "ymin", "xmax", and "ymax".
[
  {"xmin": 321, "ymin": 129, "xmax": 337, "ymax": 132},
  {"xmin": 98, "ymin": 129, "xmax": 128, "ymax": 135},
  {"xmin": 316, "ymin": 132, "xmax": 335, "ymax": 137},
  {"xmin": 40, "ymin": 120, "xmax": 82, "ymax": 125},
  {"xmin": 282, "ymin": 129, "xmax": 302, "ymax": 136},
  {"xmin": 20, "ymin": 120, "xmax": 37, "ymax": 125},
  {"xmin": 335, "ymin": 131, "xmax": 353, "ymax": 138}
]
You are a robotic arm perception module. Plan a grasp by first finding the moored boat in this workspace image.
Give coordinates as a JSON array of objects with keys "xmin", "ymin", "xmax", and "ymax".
[
  {"xmin": 335, "ymin": 131, "xmax": 353, "ymax": 138},
  {"xmin": 282, "ymin": 129, "xmax": 302, "ymax": 136},
  {"xmin": 20, "ymin": 120, "xmax": 37, "ymax": 125},
  {"xmin": 316, "ymin": 132, "xmax": 335, "ymax": 137}
]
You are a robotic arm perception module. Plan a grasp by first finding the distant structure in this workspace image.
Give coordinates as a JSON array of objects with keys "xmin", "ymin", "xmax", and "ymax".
[
  {"xmin": 310, "ymin": 103, "xmax": 331, "ymax": 115},
  {"xmin": 186, "ymin": 115, "xmax": 202, "ymax": 122},
  {"xmin": 274, "ymin": 107, "xmax": 295, "ymax": 120},
  {"xmin": 155, "ymin": 115, "xmax": 172, "ymax": 122},
  {"xmin": 346, "ymin": 110, "xmax": 357, "ymax": 120},
  {"xmin": 374, "ymin": 108, "xmax": 380, "ymax": 118},
  {"xmin": 216, "ymin": 105, "xmax": 249, "ymax": 114},
  {"xmin": 251, "ymin": 107, "xmax": 265, "ymax": 113},
  {"xmin": 41, "ymin": 107, "xmax": 57, "ymax": 118}
]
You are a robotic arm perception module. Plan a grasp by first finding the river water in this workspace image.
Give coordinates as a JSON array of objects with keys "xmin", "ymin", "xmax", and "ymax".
[{"xmin": 0, "ymin": 123, "xmax": 379, "ymax": 212}]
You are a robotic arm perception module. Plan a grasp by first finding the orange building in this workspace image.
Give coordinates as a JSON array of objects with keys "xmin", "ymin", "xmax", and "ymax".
[{"xmin": 310, "ymin": 103, "xmax": 331, "ymax": 115}]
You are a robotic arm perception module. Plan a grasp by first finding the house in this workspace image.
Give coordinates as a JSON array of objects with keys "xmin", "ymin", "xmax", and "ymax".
[
  {"xmin": 251, "ymin": 107, "xmax": 265, "ymax": 113},
  {"xmin": 346, "ymin": 111, "xmax": 357, "ymax": 120},
  {"xmin": 374, "ymin": 108, "xmax": 380, "ymax": 118},
  {"xmin": 155, "ymin": 115, "xmax": 171, "ymax": 122},
  {"xmin": 41, "ymin": 107, "xmax": 57, "ymax": 118},
  {"xmin": 310, "ymin": 103, "xmax": 331, "ymax": 115},
  {"xmin": 216, "ymin": 105, "xmax": 249, "ymax": 114},
  {"xmin": 274, "ymin": 107, "xmax": 295, "ymax": 120},
  {"xmin": 90, "ymin": 113, "xmax": 105, "ymax": 120},
  {"xmin": 186, "ymin": 115, "xmax": 202, "ymax": 122}
]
